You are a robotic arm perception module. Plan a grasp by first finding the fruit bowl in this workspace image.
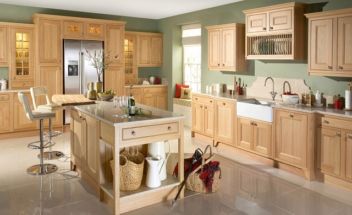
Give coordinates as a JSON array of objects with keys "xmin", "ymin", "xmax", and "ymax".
[
  {"xmin": 282, "ymin": 94, "xmax": 299, "ymax": 105},
  {"xmin": 98, "ymin": 90, "xmax": 115, "ymax": 101}
]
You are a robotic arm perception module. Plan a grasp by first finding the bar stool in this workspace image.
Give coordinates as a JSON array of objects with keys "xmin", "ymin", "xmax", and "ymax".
[
  {"xmin": 18, "ymin": 92, "xmax": 58, "ymax": 175},
  {"xmin": 30, "ymin": 87, "xmax": 65, "ymax": 160}
]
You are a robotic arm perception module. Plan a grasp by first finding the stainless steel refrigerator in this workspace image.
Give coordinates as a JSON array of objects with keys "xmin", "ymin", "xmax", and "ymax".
[{"xmin": 63, "ymin": 39, "xmax": 104, "ymax": 123}]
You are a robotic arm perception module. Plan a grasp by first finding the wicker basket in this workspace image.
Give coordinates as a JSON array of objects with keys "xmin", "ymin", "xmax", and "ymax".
[
  {"xmin": 186, "ymin": 146, "xmax": 221, "ymax": 193},
  {"xmin": 110, "ymin": 148, "xmax": 145, "ymax": 191}
]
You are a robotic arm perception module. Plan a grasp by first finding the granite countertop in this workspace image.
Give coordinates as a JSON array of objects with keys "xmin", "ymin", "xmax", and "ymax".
[
  {"xmin": 124, "ymin": 84, "xmax": 167, "ymax": 88},
  {"xmin": 74, "ymin": 101, "xmax": 184, "ymax": 126},
  {"xmin": 194, "ymin": 92, "xmax": 352, "ymax": 119}
]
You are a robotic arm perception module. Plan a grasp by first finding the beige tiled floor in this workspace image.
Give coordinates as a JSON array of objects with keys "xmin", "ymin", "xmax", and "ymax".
[{"xmin": 0, "ymin": 127, "xmax": 351, "ymax": 215}]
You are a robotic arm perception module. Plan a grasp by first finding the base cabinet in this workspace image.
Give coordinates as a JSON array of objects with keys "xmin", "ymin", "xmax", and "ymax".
[
  {"xmin": 215, "ymin": 99, "xmax": 235, "ymax": 145},
  {"xmin": 0, "ymin": 94, "xmax": 13, "ymax": 133},
  {"xmin": 125, "ymin": 86, "xmax": 168, "ymax": 110},
  {"xmin": 192, "ymin": 95, "xmax": 215, "ymax": 138},
  {"xmin": 346, "ymin": 132, "xmax": 352, "ymax": 181},
  {"xmin": 237, "ymin": 117, "xmax": 272, "ymax": 157}
]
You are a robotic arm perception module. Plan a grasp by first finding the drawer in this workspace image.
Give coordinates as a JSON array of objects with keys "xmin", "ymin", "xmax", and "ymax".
[
  {"xmin": 11, "ymin": 81, "xmax": 34, "ymax": 89},
  {"xmin": 122, "ymin": 122, "xmax": 179, "ymax": 140},
  {"xmin": 192, "ymin": 95, "xmax": 214, "ymax": 105},
  {"xmin": 0, "ymin": 94, "xmax": 10, "ymax": 101},
  {"xmin": 322, "ymin": 116, "xmax": 352, "ymax": 130},
  {"xmin": 143, "ymin": 87, "xmax": 167, "ymax": 94}
]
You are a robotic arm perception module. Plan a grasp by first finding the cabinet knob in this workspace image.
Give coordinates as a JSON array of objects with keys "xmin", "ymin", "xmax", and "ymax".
[
  {"xmin": 167, "ymin": 126, "xmax": 171, "ymax": 131},
  {"xmin": 328, "ymin": 66, "xmax": 333, "ymax": 69},
  {"xmin": 223, "ymin": 102, "xmax": 226, "ymax": 106},
  {"xmin": 200, "ymin": 105, "xmax": 203, "ymax": 108},
  {"xmin": 336, "ymin": 132, "xmax": 341, "ymax": 137},
  {"xmin": 131, "ymin": 131, "xmax": 136, "ymax": 136},
  {"xmin": 114, "ymin": 55, "xmax": 119, "ymax": 59},
  {"xmin": 205, "ymin": 106, "xmax": 208, "ymax": 109},
  {"xmin": 210, "ymin": 100, "xmax": 213, "ymax": 103},
  {"xmin": 223, "ymin": 64, "xmax": 225, "ymax": 66},
  {"xmin": 289, "ymin": 114, "xmax": 294, "ymax": 118},
  {"xmin": 263, "ymin": 27, "xmax": 266, "ymax": 30},
  {"xmin": 270, "ymin": 26, "xmax": 273, "ymax": 30},
  {"xmin": 339, "ymin": 66, "xmax": 343, "ymax": 70},
  {"xmin": 218, "ymin": 63, "xmax": 220, "ymax": 66},
  {"xmin": 323, "ymin": 120, "xmax": 329, "ymax": 124}
]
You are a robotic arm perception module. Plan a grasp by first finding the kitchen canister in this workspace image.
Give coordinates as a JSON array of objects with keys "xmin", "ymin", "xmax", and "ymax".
[
  {"xmin": 148, "ymin": 141, "xmax": 170, "ymax": 181},
  {"xmin": 346, "ymin": 89, "xmax": 352, "ymax": 110},
  {"xmin": 145, "ymin": 157, "xmax": 164, "ymax": 188}
]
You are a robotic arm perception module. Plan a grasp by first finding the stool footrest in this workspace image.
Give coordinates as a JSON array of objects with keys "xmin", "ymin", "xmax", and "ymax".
[
  {"xmin": 27, "ymin": 164, "xmax": 58, "ymax": 175},
  {"xmin": 44, "ymin": 131, "xmax": 62, "ymax": 138},
  {"xmin": 28, "ymin": 141, "xmax": 55, "ymax": 150}
]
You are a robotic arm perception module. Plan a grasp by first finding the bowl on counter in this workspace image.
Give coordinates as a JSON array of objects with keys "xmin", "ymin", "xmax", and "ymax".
[
  {"xmin": 97, "ymin": 93, "xmax": 114, "ymax": 101},
  {"xmin": 282, "ymin": 94, "xmax": 299, "ymax": 105}
]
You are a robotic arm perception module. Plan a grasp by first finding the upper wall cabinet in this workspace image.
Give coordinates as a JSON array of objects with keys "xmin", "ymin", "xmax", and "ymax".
[
  {"xmin": 306, "ymin": 8, "xmax": 352, "ymax": 77},
  {"xmin": 243, "ymin": 2, "xmax": 306, "ymax": 60},
  {"xmin": 0, "ymin": 25, "xmax": 9, "ymax": 67},
  {"xmin": 9, "ymin": 24, "xmax": 35, "ymax": 89},
  {"xmin": 63, "ymin": 20, "xmax": 84, "ymax": 39},
  {"xmin": 206, "ymin": 23, "xmax": 246, "ymax": 72},
  {"xmin": 137, "ymin": 32, "xmax": 163, "ymax": 67},
  {"xmin": 34, "ymin": 17, "xmax": 62, "ymax": 64},
  {"xmin": 106, "ymin": 24, "xmax": 125, "ymax": 66}
]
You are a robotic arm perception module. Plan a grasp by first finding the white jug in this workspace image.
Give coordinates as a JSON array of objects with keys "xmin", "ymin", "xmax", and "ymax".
[
  {"xmin": 145, "ymin": 157, "xmax": 164, "ymax": 188},
  {"xmin": 148, "ymin": 141, "xmax": 170, "ymax": 181}
]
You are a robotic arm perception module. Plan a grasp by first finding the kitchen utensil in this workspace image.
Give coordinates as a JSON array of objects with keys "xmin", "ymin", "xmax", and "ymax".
[
  {"xmin": 148, "ymin": 141, "xmax": 170, "ymax": 181},
  {"xmin": 145, "ymin": 156, "xmax": 164, "ymax": 188}
]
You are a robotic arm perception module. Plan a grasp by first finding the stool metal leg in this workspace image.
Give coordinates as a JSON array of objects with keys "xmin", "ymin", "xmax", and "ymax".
[
  {"xmin": 40, "ymin": 118, "xmax": 64, "ymax": 160},
  {"xmin": 27, "ymin": 119, "xmax": 58, "ymax": 175}
]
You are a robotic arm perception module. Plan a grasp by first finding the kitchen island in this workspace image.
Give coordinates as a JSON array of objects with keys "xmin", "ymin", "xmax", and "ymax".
[{"xmin": 70, "ymin": 102, "xmax": 184, "ymax": 214}]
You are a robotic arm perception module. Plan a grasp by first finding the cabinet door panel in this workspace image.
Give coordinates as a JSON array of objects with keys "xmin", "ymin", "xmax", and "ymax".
[
  {"xmin": 247, "ymin": 13, "xmax": 267, "ymax": 33},
  {"xmin": 151, "ymin": 36, "xmax": 162, "ymax": 66},
  {"xmin": 337, "ymin": 16, "xmax": 352, "ymax": 72},
  {"xmin": 269, "ymin": 9, "xmax": 293, "ymax": 31},
  {"xmin": 204, "ymin": 105, "xmax": 214, "ymax": 137},
  {"xmin": 208, "ymin": 30, "xmax": 221, "ymax": 69},
  {"xmin": 215, "ymin": 100, "xmax": 234, "ymax": 145},
  {"xmin": 253, "ymin": 121, "xmax": 272, "ymax": 157},
  {"xmin": 85, "ymin": 23, "xmax": 104, "ymax": 40},
  {"xmin": 0, "ymin": 96, "xmax": 12, "ymax": 133},
  {"xmin": 38, "ymin": 19, "xmax": 61, "ymax": 64},
  {"xmin": 106, "ymin": 24, "xmax": 124, "ymax": 65},
  {"xmin": 221, "ymin": 29, "xmax": 236, "ymax": 68},
  {"xmin": 142, "ymin": 94, "xmax": 155, "ymax": 107},
  {"xmin": 237, "ymin": 117, "xmax": 252, "ymax": 150},
  {"xmin": 192, "ymin": 103, "xmax": 204, "ymax": 133},
  {"xmin": 321, "ymin": 127, "xmax": 342, "ymax": 177},
  {"xmin": 104, "ymin": 66, "xmax": 124, "ymax": 96},
  {"xmin": 85, "ymin": 114, "xmax": 100, "ymax": 182},
  {"xmin": 346, "ymin": 132, "xmax": 352, "ymax": 180},
  {"xmin": 310, "ymin": 19, "xmax": 334, "ymax": 71},
  {"xmin": 70, "ymin": 110, "xmax": 86, "ymax": 168},
  {"xmin": 156, "ymin": 94, "xmax": 167, "ymax": 110},
  {"xmin": 63, "ymin": 21, "xmax": 84, "ymax": 39},
  {"xmin": 137, "ymin": 36, "xmax": 151, "ymax": 65},
  {"xmin": 0, "ymin": 26, "xmax": 8, "ymax": 65},
  {"xmin": 40, "ymin": 66, "xmax": 63, "ymax": 127}
]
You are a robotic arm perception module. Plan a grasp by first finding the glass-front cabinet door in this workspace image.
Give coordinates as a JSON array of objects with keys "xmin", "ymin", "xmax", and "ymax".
[{"xmin": 10, "ymin": 25, "xmax": 34, "ymax": 85}]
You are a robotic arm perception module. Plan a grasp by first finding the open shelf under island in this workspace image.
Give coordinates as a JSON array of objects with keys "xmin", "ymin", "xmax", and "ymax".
[{"xmin": 69, "ymin": 101, "xmax": 185, "ymax": 214}]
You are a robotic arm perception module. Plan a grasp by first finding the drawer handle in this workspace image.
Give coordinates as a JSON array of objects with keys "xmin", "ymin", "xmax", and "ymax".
[
  {"xmin": 223, "ymin": 102, "xmax": 226, "ymax": 106},
  {"xmin": 251, "ymin": 122, "xmax": 257, "ymax": 126},
  {"xmin": 131, "ymin": 131, "xmax": 136, "ymax": 136},
  {"xmin": 167, "ymin": 126, "xmax": 171, "ymax": 131},
  {"xmin": 210, "ymin": 100, "xmax": 213, "ymax": 103},
  {"xmin": 263, "ymin": 27, "xmax": 266, "ymax": 30},
  {"xmin": 223, "ymin": 64, "xmax": 225, "ymax": 66},
  {"xmin": 270, "ymin": 26, "xmax": 273, "ymax": 30},
  {"xmin": 336, "ymin": 132, "xmax": 341, "ymax": 137},
  {"xmin": 339, "ymin": 66, "xmax": 343, "ymax": 70},
  {"xmin": 289, "ymin": 114, "xmax": 294, "ymax": 118},
  {"xmin": 323, "ymin": 120, "xmax": 329, "ymax": 124},
  {"xmin": 218, "ymin": 63, "xmax": 220, "ymax": 66},
  {"xmin": 328, "ymin": 66, "xmax": 332, "ymax": 69}
]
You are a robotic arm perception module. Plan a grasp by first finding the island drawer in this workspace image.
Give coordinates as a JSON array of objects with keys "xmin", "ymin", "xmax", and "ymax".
[
  {"xmin": 192, "ymin": 95, "xmax": 213, "ymax": 105},
  {"xmin": 122, "ymin": 122, "xmax": 179, "ymax": 140},
  {"xmin": 321, "ymin": 116, "xmax": 352, "ymax": 130}
]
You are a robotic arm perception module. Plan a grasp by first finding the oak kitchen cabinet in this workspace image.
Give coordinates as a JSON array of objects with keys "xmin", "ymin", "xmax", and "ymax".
[
  {"xmin": 237, "ymin": 117, "xmax": 272, "ymax": 158},
  {"xmin": 0, "ymin": 25, "xmax": 8, "ymax": 66},
  {"xmin": 215, "ymin": 99, "xmax": 235, "ymax": 145},
  {"xmin": 244, "ymin": 2, "xmax": 306, "ymax": 60},
  {"xmin": 137, "ymin": 32, "xmax": 163, "ymax": 67},
  {"xmin": 9, "ymin": 24, "xmax": 35, "ymax": 89},
  {"xmin": 274, "ymin": 109, "xmax": 316, "ymax": 179},
  {"xmin": 206, "ymin": 23, "xmax": 246, "ymax": 72},
  {"xmin": 125, "ymin": 85, "xmax": 168, "ymax": 110},
  {"xmin": 306, "ymin": 8, "xmax": 352, "ymax": 77},
  {"xmin": 124, "ymin": 32, "xmax": 138, "ymax": 85},
  {"xmin": 320, "ymin": 116, "xmax": 352, "ymax": 187},
  {"xmin": 0, "ymin": 93, "xmax": 13, "ymax": 133},
  {"xmin": 106, "ymin": 24, "xmax": 124, "ymax": 66},
  {"xmin": 192, "ymin": 94, "xmax": 215, "ymax": 138}
]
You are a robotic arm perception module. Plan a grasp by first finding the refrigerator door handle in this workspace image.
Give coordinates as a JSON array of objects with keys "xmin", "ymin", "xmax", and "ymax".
[{"xmin": 79, "ymin": 52, "xmax": 84, "ymax": 94}]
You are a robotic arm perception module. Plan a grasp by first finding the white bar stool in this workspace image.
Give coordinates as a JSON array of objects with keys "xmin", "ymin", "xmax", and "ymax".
[
  {"xmin": 30, "ymin": 87, "xmax": 64, "ymax": 160},
  {"xmin": 18, "ymin": 92, "xmax": 58, "ymax": 175}
]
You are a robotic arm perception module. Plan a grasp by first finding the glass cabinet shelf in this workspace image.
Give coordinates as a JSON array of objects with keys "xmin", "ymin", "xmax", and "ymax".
[{"xmin": 15, "ymin": 32, "xmax": 31, "ymax": 76}]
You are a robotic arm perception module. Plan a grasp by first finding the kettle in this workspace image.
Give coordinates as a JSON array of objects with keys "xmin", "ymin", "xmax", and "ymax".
[
  {"xmin": 148, "ymin": 141, "xmax": 170, "ymax": 181},
  {"xmin": 145, "ymin": 157, "xmax": 164, "ymax": 188}
]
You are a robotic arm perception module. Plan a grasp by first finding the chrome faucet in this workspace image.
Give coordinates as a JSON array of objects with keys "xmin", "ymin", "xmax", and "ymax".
[
  {"xmin": 282, "ymin": 81, "xmax": 292, "ymax": 94},
  {"xmin": 264, "ymin": 77, "xmax": 277, "ymax": 101}
]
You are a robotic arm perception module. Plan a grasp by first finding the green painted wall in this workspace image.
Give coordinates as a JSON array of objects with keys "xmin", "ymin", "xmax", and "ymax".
[{"xmin": 158, "ymin": 0, "xmax": 352, "ymax": 110}]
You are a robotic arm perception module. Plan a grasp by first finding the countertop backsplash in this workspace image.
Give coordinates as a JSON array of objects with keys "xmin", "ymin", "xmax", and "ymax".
[{"xmin": 0, "ymin": 67, "xmax": 8, "ymax": 80}]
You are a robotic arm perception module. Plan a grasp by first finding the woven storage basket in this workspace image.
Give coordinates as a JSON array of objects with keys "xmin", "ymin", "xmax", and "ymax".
[
  {"xmin": 185, "ymin": 146, "xmax": 221, "ymax": 193},
  {"xmin": 110, "ymin": 148, "xmax": 144, "ymax": 191}
]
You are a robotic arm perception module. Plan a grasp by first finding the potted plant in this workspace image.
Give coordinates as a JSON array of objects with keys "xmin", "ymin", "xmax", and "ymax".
[{"xmin": 85, "ymin": 49, "xmax": 113, "ymax": 93}]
